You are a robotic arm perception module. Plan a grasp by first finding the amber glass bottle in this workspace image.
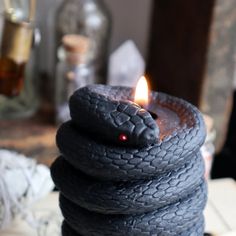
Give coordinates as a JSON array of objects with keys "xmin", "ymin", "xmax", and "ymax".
[{"xmin": 0, "ymin": 2, "xmax": 39, "ymax": 119}]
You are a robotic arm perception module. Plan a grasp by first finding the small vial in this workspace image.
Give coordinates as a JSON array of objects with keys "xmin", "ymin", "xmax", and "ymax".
[{"xmin": 55, "ymin": 35, "xmax": 94, "ymax": 123}]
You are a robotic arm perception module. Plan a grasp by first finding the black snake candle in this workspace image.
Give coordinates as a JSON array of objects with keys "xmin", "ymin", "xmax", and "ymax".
[{"xmin": 51, "ymin": 83, "xmax": 207, "ymax": 236}]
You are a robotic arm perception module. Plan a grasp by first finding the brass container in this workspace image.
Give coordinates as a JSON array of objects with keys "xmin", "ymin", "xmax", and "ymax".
[{"xmin": 1, "ymin": 16, "xmax": 33, "ymax": 64}]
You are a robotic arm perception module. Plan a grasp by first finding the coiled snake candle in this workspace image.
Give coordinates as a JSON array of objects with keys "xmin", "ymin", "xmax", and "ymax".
[{"xmin": 51, "ymin": 85, "xmax": 207, "ymax": 236}]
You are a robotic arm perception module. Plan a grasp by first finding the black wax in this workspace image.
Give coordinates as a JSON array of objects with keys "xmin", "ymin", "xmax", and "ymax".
[
  {"xmin": 148, "ymin": 103, "xmax": 180, "ymax": 140},
  {"xmin": 52, "ymin": 84, "xmax": 207, "ymax": 236}
]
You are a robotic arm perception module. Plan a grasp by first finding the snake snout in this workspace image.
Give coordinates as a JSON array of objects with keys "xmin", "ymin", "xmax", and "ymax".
[
  {"xmin": 143, "ymin": 129, "xmax": 158, "ymax": 141},
  {"xmin": 70, "ymin": 85, "xmax": 160, "ymax": 147},
  {"xmin": 138, "ymin": 126, "xmax": 159, "ymax": 146}
]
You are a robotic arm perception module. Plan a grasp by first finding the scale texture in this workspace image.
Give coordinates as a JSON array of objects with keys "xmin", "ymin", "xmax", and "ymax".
[
  {"xmin": 69, "ymin": 85, "xmax": 160, "ymax": 147},
  {"xmin": 51, "ymin": 154, "xmax": 204, "ymax": 214},
  {"xmin": 57, "ymin": 120, "xmax": 205, "ymax": 181},
  {"xmin": 56, "ymin": 85, "xmax": 206, "ymax": 181},
  {"xmin": 51, "ymin": 85, "xmax": 207, "ymax": 236},
  {"xmin": 60, "ymin": 182, "xmax": 207, "ymax": 236},
  {"xmin": 61, "ymin": 216, "xmax": 205, "ymax": 236}
]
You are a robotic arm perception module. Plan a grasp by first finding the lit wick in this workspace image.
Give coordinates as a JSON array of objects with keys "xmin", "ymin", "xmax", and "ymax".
[{"xmin": 134, "ymin": 76, "xmax": 158, "ymax": 120}]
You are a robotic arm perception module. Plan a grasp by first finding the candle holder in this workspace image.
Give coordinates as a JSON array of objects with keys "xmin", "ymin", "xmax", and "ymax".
[{"xmin": 51, "ymin": 85, "xmax": 207, "ymax": 235}]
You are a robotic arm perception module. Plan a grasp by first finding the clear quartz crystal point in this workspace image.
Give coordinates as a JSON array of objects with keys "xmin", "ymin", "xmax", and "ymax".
[{"xmin": 108, "ymin": 40, "xmax": 145, "ymax": 87}]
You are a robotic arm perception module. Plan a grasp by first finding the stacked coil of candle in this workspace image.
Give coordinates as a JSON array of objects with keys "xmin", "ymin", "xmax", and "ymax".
[{"xmin": 51, "ymin": 85, "xmax": 207, "ymax": 236}]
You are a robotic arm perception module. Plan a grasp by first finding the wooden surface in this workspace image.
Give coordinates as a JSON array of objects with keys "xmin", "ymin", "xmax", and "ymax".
[
  {"xmin": 1, "ymin": 179, "xmax": 236, "ymax": 236},
  {"xmin": 146, "ymin": 0, "xmax": 215, "ymax": 105},
  {"xmin": 146, "ymin": 0, "xmax": 236, "ymax": 152},
  {"xmin": 0, "ymin": 115, "xmax": 58, "ymax": 166}
]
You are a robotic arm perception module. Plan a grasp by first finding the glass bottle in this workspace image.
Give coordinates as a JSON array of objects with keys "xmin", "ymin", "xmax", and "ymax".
[
  {"xmin": 55, "ymin": 0, "xmax": 111, "ymax": 84},
  {"xmin": 0, "ymin": 0, "xmax": 39, "ymax": 119},
  {"xmin": 55, "ymin": 34, "xmax": 94, "ymax": 123}
]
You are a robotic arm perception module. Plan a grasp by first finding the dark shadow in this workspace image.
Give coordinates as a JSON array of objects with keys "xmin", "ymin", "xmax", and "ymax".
[{"xmin": 211, "ymin": 91, "xmax": 236, "ymax": 180}]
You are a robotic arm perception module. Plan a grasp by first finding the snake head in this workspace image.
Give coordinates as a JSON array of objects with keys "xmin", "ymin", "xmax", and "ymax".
[{"xmin": 69, "ymin": 85, "xmax": 160, "ymax": 147}]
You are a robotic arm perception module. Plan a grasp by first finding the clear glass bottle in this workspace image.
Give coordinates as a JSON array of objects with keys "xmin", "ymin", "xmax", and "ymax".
[
  {"xmin": 55, "ymin": 0, "xmax": 111, "ymax": 84},
  {"xmin": 0, "ymin": 0, "xmax": 39, "ymax": 119},
  {"xmin": 55, "ymin": 34, "xmax": 94, "ymax": 123}
]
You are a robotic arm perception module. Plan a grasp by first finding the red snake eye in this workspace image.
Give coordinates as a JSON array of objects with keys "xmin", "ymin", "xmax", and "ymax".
[{"xmin": 119, "ymin": 134, "xmax": 128, "ymax": 142}]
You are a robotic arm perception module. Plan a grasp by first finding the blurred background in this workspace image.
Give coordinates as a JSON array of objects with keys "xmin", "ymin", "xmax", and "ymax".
[
  {"xmin": 0, "ymin": 0, "xmax": 235, "ymax": 179},
  {"xmin": 0, "ymin": 0, "xmax": 236, "ymax": 235},
  {"xmin": 0, "ymin": 0, "xmax": 154, "ymax": 167}
]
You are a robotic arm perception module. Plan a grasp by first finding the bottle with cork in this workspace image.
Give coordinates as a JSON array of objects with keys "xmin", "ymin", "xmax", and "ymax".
[
  {"xmin": 55, "ymin": 34, "xmax": 93, "ymax": 123},
  {"xmin": 55, "ymin": 0, "xmax": 111, "ymax": 85}
]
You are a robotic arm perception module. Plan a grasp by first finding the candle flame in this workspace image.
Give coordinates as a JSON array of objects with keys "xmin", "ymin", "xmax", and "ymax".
[{"xmin": 134, "ymin": 76, "xmax": 149, "ymax": 107}]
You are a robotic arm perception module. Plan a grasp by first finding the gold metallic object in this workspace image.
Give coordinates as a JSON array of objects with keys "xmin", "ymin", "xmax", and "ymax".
[
  {"xmin": 1, "ymin": 16, "xmax": 33, "ymax": 64},
  {"xmin": 0, "ymin": 0, "xmax": 36, "ymax": 97}
]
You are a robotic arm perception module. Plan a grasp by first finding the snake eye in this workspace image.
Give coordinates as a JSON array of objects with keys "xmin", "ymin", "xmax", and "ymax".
[{"xmin": 119, "ymin": 134, "xmax": 128, "ymax": 142}]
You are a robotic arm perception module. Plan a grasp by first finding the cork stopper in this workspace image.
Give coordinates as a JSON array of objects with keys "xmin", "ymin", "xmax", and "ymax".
[
  {"xmin": 62, "ymin": 34, "xmax": 90, "ymax": 55},
  {"xmin": 61, "ymin": 34, "xmax": 91, "ymax": 65}
]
